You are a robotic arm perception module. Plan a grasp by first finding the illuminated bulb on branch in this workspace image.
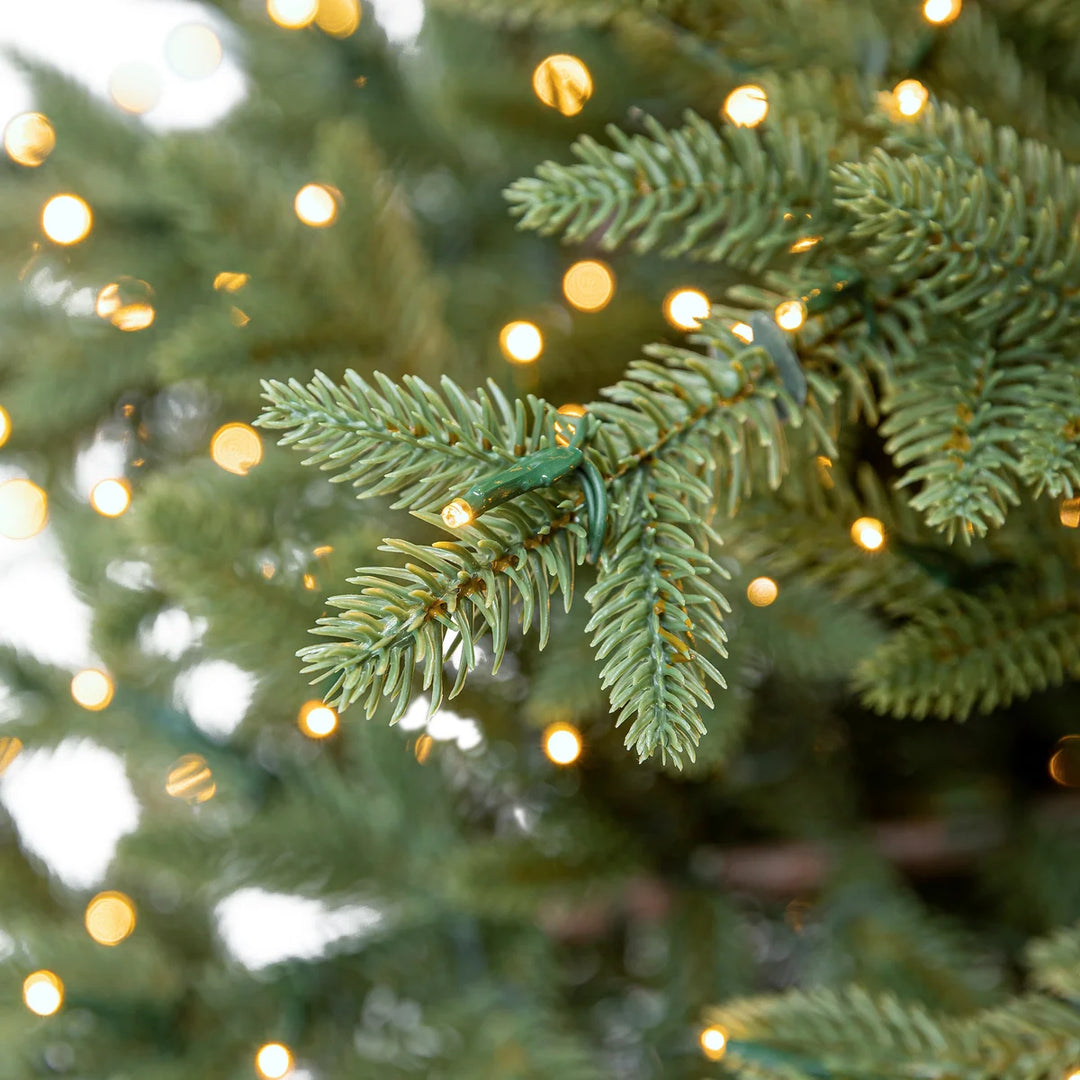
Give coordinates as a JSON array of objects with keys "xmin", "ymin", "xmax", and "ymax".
[
  {"xmin": 4, "ymin": 112, "xmax": 55, "ymax": 167},
  {"xmin": 923, "ymin": 0, "xmax": 960, "ymax": 24},
  {"xmin": 267, "ymin": 0, "xmax": 317, "ymax": 28},
  {"xmin": 746, "ymin": 576, "xmax": 779, "ymax": 606},
  {"xmin": 851, "ymin": 517, "xmax": 886, "ymax": 551},
  {"xmin": 71, "ymin": 668, "xmax": 114, "ymax": 711},
  {"xmin": 730, "ymin": 322, "xmax": 754, "ymax": 343},
  {"xmin": 166, "ymin": 754, "xmax": 216, "ymax": 803},
  {"xmin": 90, "ymin": 478, "xmax": 131, "ymax": 517},
  {"xmin": 441, "ymin": 498, "xmax": 473, "ymax": 529},
  {"xmin": 532, "ymin": 54, "xmax": 593, "ymax": 117},
  {"xmin": 23, "ymin": 971, "xmax": 63, "ymax": 1017},
  {"xmin": 555, "ymin": 403, "xmax": 586, "ymax": 446},
  {"xmin": 41, "ymin": 194, "xmax": 92, "ymax": 245},
  {"xmin": 294, "ymin": 183, "xmax": 338, "ymax": 226},
  {"xmin": 299, "ymin": 701, "xmax": 338, "ymax": 738},
  {"xmin": 664, "ymin": 288, "xmax": 710, "ymax": 330},
  {"xmin": 255, "ymin": 1042, "xmax": 293, "ymax": 1079},
  {"xmin": 723, "ymin": 84, "xmax": 769, "ymax": 126},
  {"xmin": 775, "ymin": 299, "xmax": 807, "ymax": 331},
  {"xmin": 562, "ymin": 260, "xmax": 615, "ymax": 312},
  {"xmin": 499, "ymin": 321, "xmax": 543, "ymax": 363},
  {"xmin": 699, "ymin": 1025, "xmax": 727, "ymax": 1060},
  {"xmin": 893, "ymin": 79, "xmax": 929, "ymax": 118},
  {"xmin": 0, "ymin": 405, "xmax": 10, "ymax": 448},
  {"xmin": 211, "ymin": 423, "xmax": 263, "ymax": 475},
  {"xmin": 0, "ymin": 478, "xmax": 48, "ymax": 540},
  {"xmin": 543, "ymin": 722, "xmax": 582, "ymax": 765},
  {"xmin": 85, "ymin": 891, "xmax": 136, "ymax": 945}
]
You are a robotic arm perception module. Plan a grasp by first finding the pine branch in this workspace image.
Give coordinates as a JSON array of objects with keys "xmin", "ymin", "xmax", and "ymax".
[{"xmin": 1026, "ymin": 922, "xmax": 1080, "ymax": 1002}]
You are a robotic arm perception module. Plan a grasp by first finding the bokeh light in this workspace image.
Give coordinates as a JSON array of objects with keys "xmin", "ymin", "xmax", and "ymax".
[
  {"xmin": 790, "ymin": 235, "xmax": 822, "ymax": 253},
  {"xmin": 543, "ymin": 722, "xmax": 582, "ymax": 766},
  {"xmin": 41, "ymin": 194, "xmax": 92, "ymax": 245},
  {"xmin": 97, "ymin": 281, "xmax": 155, "ymax": 331},
  {"xmin": 499, "ymin": 321, "xmax": 544, "ymax": 363},
  {"xmin": 0, "ymin": 478, "xmax": 48, "ymax": 540},
  {"xmin": 562, "ymin": 260, "xmax": 615, "ymax": 312},
  {"xmin": 211, "ymin": 423, "xmax": 263, "ymax": 475},
  {"xmin": 85, "ymin": 891, "xmax": 137, "ymax": 946},
  {"xmin": 532, "ymin": 54, "xmax": 593, "ymax": 117},
  {"xmin": 108, "ymin": 62, "xmax": 162, "ymax": 114},
  {"xmin": 730, "ymin": 322, "xmax": 754, "ymax": 343},
  {"xmin": 255, "ymin": 1042, "xmax": 293, "ymax": 1079},
  {"xmin": 723, "ymin": 84, "xmax": 769, "ymax": 126},
  {"xmin": 71, "ymin": 669, "xmax": 115, "ymax": 711},
  {"xmin": 316, "ymin": 0, "xmax": 361, "ymax": 36},
  {"xmin": 267, "ymin": 0, "xmax": 317, "ymax": 28},
  {"xmin": 1060, "ymin": 497, "xmax": 1080, "ymax": 528},
  {"xmin": 213, "ymin": 271, "xmax": 249, "ymax": 292},
  {"xmin": 923, "ymin": 0, "xmax": 960, "ymax": 24},
  {"xmin": 775, "ymin": 299, "xmax": 807, "ymax": 331},
  {"xmin": 166, "ymin": 754, "xmax": 217, "ymax": 804},
  {"xmin": 113, "ymin": 303, "xmax": 155, "ymax": 331},
  {"xmin": 299, "ymin": 701, "xmax": 338, "ymax": 738},
  {"xmin": 294, "ymin": 183, "xmax": 338, "ymax": 226},
  {"xmin": 23, "ymin": 971, "xmax": 63, "ymax": 1017},
  {"xmin": 0, "ymin": 735, "xmax": 23, "ymax": 777},
  {"xmin": 1049, "ymin": 736, "xmax": 1080, "ymax": 787},
  {"xmin": 893, "ymin": 79, "xmax": 929, "ymax": 118},
  {"xmin": 851, "ymin": 517, "xmax": 886, "ymax": 551},
  {"xmin": 700, "ymin": 1025, "xmax": 727, "ymax": 1060},
  {"xmin": 747, "ymin": 577, "xmax": 779, "ymax": 607},
  {"xmin": 90, "ymin": 479, "xmax": 131, "ymax": 517},
  {"xmin": 4, "ymin": 112, "xmax": 55, "ymax": 167},
  {"xmin": 664, "ymin": 288, "xmax": 710, "ymax": 330},
  {"xmin": 0, "ymin": 405, "xmax": 10, "ymax": 448},
  {"xmin": 165, "ymin": 23, "xmax": 223, "ymax": 79}
]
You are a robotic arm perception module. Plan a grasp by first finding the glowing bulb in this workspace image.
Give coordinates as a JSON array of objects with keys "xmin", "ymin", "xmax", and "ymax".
[
  {"xmin": 730, "ymin": 322, "xmax": 754, "ymax": 343},
  {"xmin": 562, "ymin": 260, "xmax": 615, "ymax": 312},
  {"xmin": 211, "ymin": 423, "xmax": 263, "ymax": 475},
  {"xmin": 1060, "ymin": 497, "xmax": 1080, "ymax": 528},
  {"xmin": 555, "ymin": 403, "xmax": 586, "ymax": 446},
  {"xmin": 0, "ymin": 735, "xmax": 23, "ymax": 777},
  {"xmin": 23, "ymin": 971, "xmax": 63, "ymax": 1017},
  {"xmin": 723, "ymin": 84, "xmax": 769, "ymax": 126},
  {"xmin": 213, "ymin": 271, "xmax": 249, "ymax": 292},
  {"xmin": 108, "ymin": 62, "xmax": 162, "ymax": 114},
  {"xmin": 746, "ymin": 577, "xmax": 779, "ymax": 606},
  {"xmin": 294, "ymin": 183, "xmax": 337, "ymax": 226},
  {"xmin": 851, "ymin": 517, "xmax": 885, "ymax": 551},
  {"xmin": 441, "ymin": 498, "xmax": 473, "ymax": 528},
  {"xmin": 0, "ymin": 405, "xmax": 10, "ymax": 447},
  {"xmin": 90, "ymin": 479, "xmax": 131, "ymax": 517},
  {"xmin": 113, "ymin": 303, "xmax": 155, "ymax": 331},
  {"xmin": 700, "ymin": 1026, "xmax": 727, "ymax": 1060},
  {"xmin": 893, "ymin": 79, "xmax": 929, "ymax": 118},
  {"xmin": 4, "ymin": 112, "xmax": 55, "ymax": 167},
  {"xmin": 1066, "ymin": 1070, "xmax": 1080, "ymax": 1080},
  {"xmin": 532, "ymin": 54, "xmax": 593, "ymax": 117},
  {"xmin": 775, "ymin": 299, "xmax": 807, "ymax": 331},
  {"xmin": 316, "ymin": 0, "xmax": 361, "ymax": 36},
  {"xmin": 0, "ymin": 478, "xmax": 48, "ymax": 540},
  {"xmin": 255, "ymin": 1042, "xmax": 293, "ymax": 1079},
  {"xmin": 71, "ymin": 668, "xmax": 114, "ymax": 711},
  {"xmin": 299, "ymin": 701, "xmax": 339, "ymax": 738},
  {"xmin": 166, "ymin": 754, "xmax": 216, "ymax": 803},
  {"xmin": 664, "ymin": 288, "xmax": 710, "ymax": 330},
  {"xmin": 789, "ymin": 235, "xmax": 822, "ymax": 253},
  {"xmin": 499, "ymin": 321, "xmax": 544, "ymax": 363},
  {"xmin": 165, "ymin": 23, "xmax": 223, "ymax": 79},
  {"xmin": 41, "ymin": 194, "xmax": 92, "ymax": 245},
  {"xmin": 85, "ymin": 891, "xmax": 136, "ymax": 946},
  {"xmin": 923, "ymin": 0, "xmax": 960, "ymax": 24},
  {"xmin": 267, "ymin": 0, "xmax": 317, "ymax": 28},
  {"xmin": 1049, "ymin": 736, "xmax": 1080, "ymax": 788},
  {"xmin": 543, "ymin": 722, "xmax": 582, "ymax": 765}
]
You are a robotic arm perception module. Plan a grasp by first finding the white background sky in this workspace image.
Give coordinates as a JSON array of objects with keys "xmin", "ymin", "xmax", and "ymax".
[{"xmin": 0, "ymin": 0, "xmax": 427, "ymax": 981}]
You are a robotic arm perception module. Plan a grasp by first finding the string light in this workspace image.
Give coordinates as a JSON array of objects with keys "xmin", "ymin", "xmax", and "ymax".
[
  {"xmin": 97, "ymin": 282, "xmax": 155, "ymax": 331},
  {"xmin": 211, "ymin": 423, "xmax": 263, "ymax": 475},
  {"xmin": 699, "ymin": 1025, "xmax": 727, "ymax": 1060},
  {"xmin": 41, "ymin": 194, "xmax": 92, "ymax": 245},
  {"xmin": 267, "ymin": 0, "xmax": 317, "ymax": 28},
  {"xmin": 746, "ymin": 577, "xmax": 779, "ymax": 606},
  {"xmin": 1060, "ymin": 497, "xmax": 1080, "ymax": 528},
  {"xmin": 532, "ymin": 54, "xmax": 593, "ymax": 117},
  {"xmin": 499, "ymin": 320, "xmax": 544, "ymax": 363},
  {"xmin": 0, "ymin": 478, "xmax": 48, "ymax": 540},
  {"xmin": 851, "ymin": 516, "xmax": 886, "ymax": 551},
  {"xmin": 923, "ymin": 0, "xmax": 960, "ymax": 24},
  {"xmin": 315, "ymin": 0, "xmax": 361, "ymax": 37},
  {"xmin": 23, "ymin": 971, "xmax": 63, "ymax": 1017},
  {"xmin": 664, "ymin": 288, "xmax": 710, "ymax": 330},
  {"xmin": 255, "ymin": 1042, "xmax": 293, "ymax": 1079},
  {"xmin": 108, "ymin": 62, "xmax": 162, "ymax": 114},
  {"xmin": 414, "ymin": 733, "xmax": 434, "ymax": 764},
  {"xmin": 1049, "ymin": 736, "xmax": 1080, "ymax": 788},
  {"xmin": 730, "ymin": 322, "xmax": 754, "ymax": 343},
  {"xmin": 294, "ymin": 183, "xmax": 338, "ymax": 226},
  {"xmin": 562, "ymin": 260, "xmax": 615, "ymax": 312},
  {"xmin": 166, "ymin": 754, "xmax": 217, "ymax": 803},
  {"xmin": 113, "ymin": 303, "xmax": 155, "ymax": 331},
  {"xmin": 723, "ymin": 85, "xmax": 769, "ymax": 127},
  {"xmin": 789, "ymin": 235, "xmax": 822, "ymax": 253},
  {"xmin": 90, "ymin": 478, "xmax": 131, "ymax": 517},
  {"xmin": 213, "ymin": 271, "xmax": 249, "ymax": 292},
  {"xmin": 313, "ymin": 544, "xmax": 333, "ymax": 557},
  {"xmin": 893, "ymin": 79, "xmax": 929, "ymax": 118},
  {"xmin": 543, "ymin": 722, "xmax": 582, "ymax": 765},
  {"xmin": 302, "ymin": 573, "xmax": 317, "ymax": 590},
  {"xmin": 165, "ymin": 23, "xmax": 223, "ymax": 79},
  {"xmin": 298, "ymin": 701, "xmax": 338, "ymax": 738},
  {"xmin": 4, "ymin": 112, "xmax": 55, "ymax": 167},
  {"xmin": 71, "ymin": 668, "xmax": 115, "ymax": 711},
  {"xmin": 85, "ymin": 891, "xmax": 137, "ymax": 946},
  {"xmin": 0, "ymin": 735, "xmax": 23, "ymax": 777},
  {"xmin": 775, "ymin": 299, "xmax": 807, "ymax": 331},
  {"xmin": 555, "ymin": 403, "xmax": 586, "ymax": 447},
  {"xmin": 441, "ymin": 498, "xmax": 473, "ymax": 528},
  {"xmin": 0, "ymin": 404, "xmax": 10, "ymax": 448}
]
